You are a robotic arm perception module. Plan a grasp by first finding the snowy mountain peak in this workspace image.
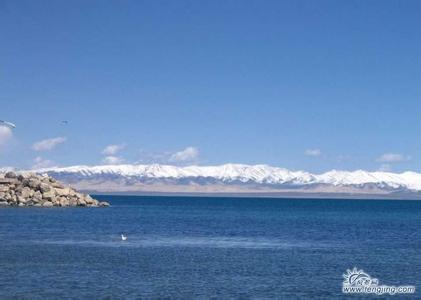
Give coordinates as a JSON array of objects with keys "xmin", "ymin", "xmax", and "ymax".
[{"xmin": 31, "ymin": 163, "xmax": 421, "ymax": 196}]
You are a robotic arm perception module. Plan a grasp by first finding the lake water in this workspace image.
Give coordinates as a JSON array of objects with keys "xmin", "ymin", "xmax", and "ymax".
[{"xmin": 0, "ymin": 196, "xmax": 420, "ymax": 298}]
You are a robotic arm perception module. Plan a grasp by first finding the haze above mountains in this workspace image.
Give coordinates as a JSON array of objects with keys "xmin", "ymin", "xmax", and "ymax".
[{"xmin": 18, "ymin": 164, "xmax": 421, "ymax": 199}]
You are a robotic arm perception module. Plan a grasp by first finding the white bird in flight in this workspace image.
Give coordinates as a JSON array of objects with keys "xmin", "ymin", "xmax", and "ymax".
[
  {"xmin": 0, "ymin": 120, "xmax": 16, "ymax": 129},
  {"xmin": 121, "ymin": 234, "xmax": 127, "ymax": 241}
]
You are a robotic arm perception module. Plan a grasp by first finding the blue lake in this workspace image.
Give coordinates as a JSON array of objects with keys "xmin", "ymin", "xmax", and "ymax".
[{"xmin": 0, "ymin": 196, "xmax": 420, "ymax": 298}]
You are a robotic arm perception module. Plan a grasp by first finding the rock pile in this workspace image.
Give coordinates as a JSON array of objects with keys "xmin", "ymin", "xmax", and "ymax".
[{"xmin": 0, "ymin": 172, "xmax": 109, "ymax": 207}]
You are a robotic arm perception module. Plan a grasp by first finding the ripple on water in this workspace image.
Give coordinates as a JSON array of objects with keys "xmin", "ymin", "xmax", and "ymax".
[{"xmin": 29, "ymin": 236, "xmax": 334, "ymax": 249}]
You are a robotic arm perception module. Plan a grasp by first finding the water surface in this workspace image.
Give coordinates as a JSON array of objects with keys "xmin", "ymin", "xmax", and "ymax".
[{"xmin": 0, "ymin": 196, "xmax": 420, "ymax": 298}]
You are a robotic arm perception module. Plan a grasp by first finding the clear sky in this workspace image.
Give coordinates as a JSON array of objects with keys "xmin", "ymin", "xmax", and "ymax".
[{"xmin": 1, "ymin": 0, "xmax": 420, "ymax": 173}]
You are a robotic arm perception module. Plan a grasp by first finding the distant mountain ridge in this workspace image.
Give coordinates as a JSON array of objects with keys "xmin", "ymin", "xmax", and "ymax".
[{"xmin": 27, "ymin": 164, "xmax": 421, "ymax": 199}]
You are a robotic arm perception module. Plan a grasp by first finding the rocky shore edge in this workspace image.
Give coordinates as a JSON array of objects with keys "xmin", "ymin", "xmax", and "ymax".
[{"xmin": 0, "ymin": 172, "xmax": 109, "ymax": 207}]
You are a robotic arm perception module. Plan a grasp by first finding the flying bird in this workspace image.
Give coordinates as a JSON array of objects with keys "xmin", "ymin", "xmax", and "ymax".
[
  {"xmin": 0, "ymin": 120, "xmax": 16, "ymax": 129},
  {"xmin": 61, "ymin": 120, "xmax": 69, "ymax": 125}
]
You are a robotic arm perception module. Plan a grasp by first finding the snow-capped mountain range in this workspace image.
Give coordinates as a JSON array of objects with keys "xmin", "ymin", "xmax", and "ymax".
[{"xmin": 28, "ymin": 163, "xmax": 421, "ymax": 198}]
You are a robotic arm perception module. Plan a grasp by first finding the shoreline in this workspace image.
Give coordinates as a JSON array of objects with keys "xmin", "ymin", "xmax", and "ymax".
[
  {"xmin": 0, "ymin": 172, "xmax": 109, "ymax": 207},
  {"xmin": 89, "ymin": 192, "xmax": 421, "ymax": 201}
]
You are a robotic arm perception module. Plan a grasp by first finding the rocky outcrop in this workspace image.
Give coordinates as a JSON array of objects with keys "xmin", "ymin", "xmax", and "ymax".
[{"xmin": 0, "ymin": 172, "xmax": 109, "ymax": 207}]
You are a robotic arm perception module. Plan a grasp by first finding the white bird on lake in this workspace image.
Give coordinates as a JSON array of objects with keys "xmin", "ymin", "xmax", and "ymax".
[{"xmin": 121, "ymin": 234, "xmax": 127, "ymax": 241}]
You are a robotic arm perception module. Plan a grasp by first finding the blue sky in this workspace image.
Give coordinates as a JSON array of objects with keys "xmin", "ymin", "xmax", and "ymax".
[{"xmin": 1, "ymin": 0, "xmax": 421, "ymax": 173}]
